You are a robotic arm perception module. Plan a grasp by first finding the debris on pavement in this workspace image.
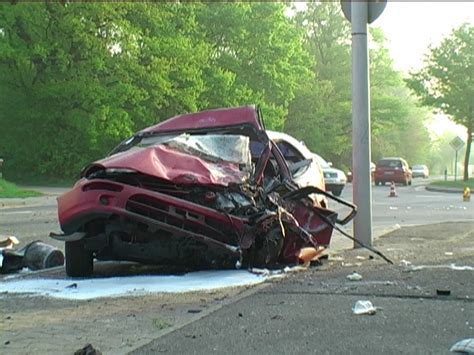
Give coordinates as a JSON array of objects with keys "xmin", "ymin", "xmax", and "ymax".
[
  {"xmin": 0, "ymin": 235, "xmax": 19, "ymax": 248},
  {"xmin": 407, "ymin": 264, "xmax": 474, "ymax": 272},
  {"xmin": 249, "ymin": 264, "xmax": 309, "ymax": 277},
  {"xmin": 352, "ymin": 300, "xmax": 377, "ymax": 315},
  {"xmin": 74, "ymin": 343, "xmax": 102, "ymax": 355},
  {"xmin": 1, "ymin": 240, "xmax": 64, "ymax": 274},
  {"xmin": 436, "ymin": 289, "xmax": 451, "ymax": 296},
  {"xmin": 400, "ymin": 259, "xmax": 412, "ymax": 266},
  {"xmin": 450, "ymin": 338, "xmax": 474, "ymax": 354},
  {"xmin": 346, "ymin": 272, "xmax": 363, "ymax": 281}
]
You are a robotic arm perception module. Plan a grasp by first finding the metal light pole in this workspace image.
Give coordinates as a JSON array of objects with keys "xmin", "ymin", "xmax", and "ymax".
[
  {"xmin": 341, "ymin": 0, "xmax": 386, "ymax": 248},
  {"xmin": 351, "ymin": 1, "xmax": 372, "ymax": 247}
]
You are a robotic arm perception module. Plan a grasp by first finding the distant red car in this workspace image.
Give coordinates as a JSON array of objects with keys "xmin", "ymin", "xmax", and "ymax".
[
  {"xmin": 52, "ymin": 106, "xmax": 355, "ymax": 276},
  {"xmin": 374, "ymin": 157, "xmax": 412, "ymax": 186}
]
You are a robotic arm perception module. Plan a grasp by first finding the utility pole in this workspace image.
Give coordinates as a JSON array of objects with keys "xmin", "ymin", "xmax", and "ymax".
[
  {"xmin": 341, "ymin": 1, "xmax": 386, "ymax": 248},
  {"xmin": 351, "ymin": 1, "xmax": 372, "ymax": 247}
]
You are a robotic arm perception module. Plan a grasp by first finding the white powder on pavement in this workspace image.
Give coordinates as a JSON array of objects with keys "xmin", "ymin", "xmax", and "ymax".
[{"xmin": 0, "ymin": 270, "xmax": 271, "ymax": 300}]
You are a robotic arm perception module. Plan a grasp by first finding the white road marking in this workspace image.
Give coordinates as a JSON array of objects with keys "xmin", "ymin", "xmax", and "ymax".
[{"xmin": 1, "ymin": 210, "xmax": 34, "ymax": 215}]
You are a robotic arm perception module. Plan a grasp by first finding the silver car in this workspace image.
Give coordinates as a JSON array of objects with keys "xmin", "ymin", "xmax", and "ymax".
[
  {"xmin": 312, "ymin": 154, "xmax": 347, "ymax": 196},
  {"xmin": 412, "ymin": 164, "xmax": 429, "ymax": 178}
]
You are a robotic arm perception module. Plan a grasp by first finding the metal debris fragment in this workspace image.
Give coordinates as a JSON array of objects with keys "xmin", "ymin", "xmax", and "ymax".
[{"xmin": 1, "ymin": 241, "xmax": 64, "ymax": 274}]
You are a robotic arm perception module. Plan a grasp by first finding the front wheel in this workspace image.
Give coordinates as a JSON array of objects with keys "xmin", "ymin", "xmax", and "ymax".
[
  {"xmin": 65, "ymin": 239, "xmax": 93, "ymax": 277},
  {"xmin": 332, "ymin": 187, "xmax": 343, "ymax": 196}
]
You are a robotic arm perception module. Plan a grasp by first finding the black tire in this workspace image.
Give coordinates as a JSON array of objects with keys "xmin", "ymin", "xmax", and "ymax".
[
  {"xmin": 332, "ymin": 187, "xmax": 343, "ymax": 196},
  {"xmin": 403, "ymin": 179, "xmax": 408, "ymax": 186},
  {"xmin": 65, "ymin": 239, "xmax": 93, "ymax": 277}
]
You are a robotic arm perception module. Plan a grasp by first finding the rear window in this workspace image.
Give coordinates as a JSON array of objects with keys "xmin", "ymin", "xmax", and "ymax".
[{"xmin": 377, "ymin": 159, "xmax": 402, "ymax": 168}]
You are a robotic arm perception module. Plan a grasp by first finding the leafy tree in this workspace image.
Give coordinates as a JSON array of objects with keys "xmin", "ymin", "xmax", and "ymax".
[
  {"xmin": 285, "ymin": 3, "xmax": 430, "ymax": 170},
  {"xmin": 369, "ymin": 28, "xmax": 432, "ymax": 165},
  {"xmin": 407, "ymin": 23, "xmax": 473, "ymax": 180},
  {"xmin": 0, "ymin": 3, "xmax": 209, "ymax": 178},
  {"xmin": 195, "ymin": 2, "xmax": 309, "ymax": 130},
  {"xmin": 285, "ymin": 1, "xmax": 352, "ymax": 165}
]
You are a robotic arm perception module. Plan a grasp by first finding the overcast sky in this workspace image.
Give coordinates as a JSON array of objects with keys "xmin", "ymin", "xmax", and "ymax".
[{"xmin": 373, "ymin": 1, "xmax": 474, "ymax": 73}]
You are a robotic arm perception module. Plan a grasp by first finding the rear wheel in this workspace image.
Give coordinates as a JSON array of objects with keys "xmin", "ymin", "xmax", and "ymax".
[{"xmin": 65, "ymin": 239, "xmax": 93, "ymax": 277}]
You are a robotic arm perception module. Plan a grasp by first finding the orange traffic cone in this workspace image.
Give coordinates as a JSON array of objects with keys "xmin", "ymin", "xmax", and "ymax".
[{"xmin": 389, "ymin": 181, "xmax": 397, "ymax": 197}]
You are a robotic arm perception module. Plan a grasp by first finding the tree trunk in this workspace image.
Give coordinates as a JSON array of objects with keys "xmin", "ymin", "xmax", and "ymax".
[{"xmin": 464, "ymin": 125, "xmax": 472, "ymax": 181}]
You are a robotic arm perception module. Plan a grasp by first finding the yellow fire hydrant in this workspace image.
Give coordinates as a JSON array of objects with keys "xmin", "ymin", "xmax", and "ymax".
[{"xmin": 463, "ymin": 187, "xmax": 471, "ymax": 202}]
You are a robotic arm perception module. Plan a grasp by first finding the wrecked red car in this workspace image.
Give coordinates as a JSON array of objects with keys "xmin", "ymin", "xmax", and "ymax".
[{"xmin": 52, "ymin": 106, "xmax": 356, "ymax": 276}]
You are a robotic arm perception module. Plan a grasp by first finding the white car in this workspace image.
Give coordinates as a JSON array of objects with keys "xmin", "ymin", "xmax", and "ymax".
[
  {"xmin": 266, "ymin": 131, "xmax": 328, "ymax": 208},
  {"xmin": 411, "ymin": 164, "xmax": 429, "ymax": 178},
  {"xmin": 312, "ymin": 154, "xmax": 347, "ymax": 196}
]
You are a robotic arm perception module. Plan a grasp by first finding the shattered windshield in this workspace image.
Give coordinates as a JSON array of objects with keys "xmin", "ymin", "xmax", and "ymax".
[{"xmin": 131, "ymin": 133, "xmax": 252, "ymax": 169}]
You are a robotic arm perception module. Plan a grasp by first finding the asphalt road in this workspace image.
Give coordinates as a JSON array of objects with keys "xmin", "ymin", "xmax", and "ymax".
[{"xmin": 334, "ymin": 177, "xmax": 472, "ymax": 230}]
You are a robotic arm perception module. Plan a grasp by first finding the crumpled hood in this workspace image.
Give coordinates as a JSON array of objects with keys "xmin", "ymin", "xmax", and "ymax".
[{"xmin": 88, "ymin": 145, "xmax": 250, "ymax": 186}]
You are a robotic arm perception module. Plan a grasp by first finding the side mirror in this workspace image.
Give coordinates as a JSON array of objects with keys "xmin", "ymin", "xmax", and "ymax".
[{"xmin": 328, "ymin": 162, "xmax": 333, "ymax": 167}]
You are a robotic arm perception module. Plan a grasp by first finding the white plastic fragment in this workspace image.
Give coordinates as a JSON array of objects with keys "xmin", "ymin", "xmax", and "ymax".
[
  {"xmin": 346, "ymin": 272, "xmax": 363, "ymax": 281},
  {"xmin": 356, "ymin": 256, "xmax": 366, "ymax": 260},
  {"xmin": 0, "ymin": 235, "xmax": 19, "ymax": 248},
  {"xmin": 352, "ymin": 300, "xmax": 377, "ymax": 315},
  {"xmin": 450, "ymin": 338, "xmax": 474, "ymax": 354},
  {"xmin": 400, "ymin": 259, "xmax": 412, "ymax": 266},
  {"xmin": 445, "ymin": 252, "xmax": 454, "ymax": 256}
]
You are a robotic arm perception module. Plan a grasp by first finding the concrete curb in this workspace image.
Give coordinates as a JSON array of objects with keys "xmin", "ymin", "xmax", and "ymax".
[{"xmin": 425, "ymin": 185, "xmax": 463, "ymax": 194}]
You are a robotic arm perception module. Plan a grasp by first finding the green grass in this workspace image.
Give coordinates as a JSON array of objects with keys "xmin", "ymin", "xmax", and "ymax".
[
  {"xmin": 8, "ymin": 176, "xmax": 75, "ymax": 187},
  {"xmin": 0, "ymin": 179, "xmax": 43, "ymax": 198},
  {"xmin": 430, "ymin": 178, "xmax": 474, "ymax": 190},
  {"xmin": 152, "ymin": 317, "xmax": 172, "ymax": 330}
]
